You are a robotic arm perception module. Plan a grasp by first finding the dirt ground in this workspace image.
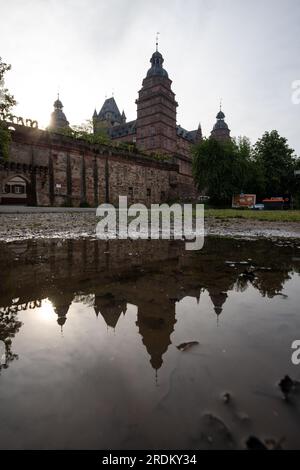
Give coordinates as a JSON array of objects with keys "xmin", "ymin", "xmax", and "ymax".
[{"xmin": 1, "ymin": 212, "xmax": 300, "ymax": 241}]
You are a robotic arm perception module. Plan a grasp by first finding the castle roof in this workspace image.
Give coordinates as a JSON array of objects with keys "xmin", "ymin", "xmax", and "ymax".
[
  {"xmin": 212, "ymin": 107, "xmax": 230, "ymax": 131},
  {"xmin": 176, "ymin": 125, "xmax": 198, "ymax": 143},
  {"xmin": 54, "ymin": 97, "xmax": 63, "ymax": 109},
  {"xmin": 147, "ymin": 50, "xmax": 169, "ymax": 78},
  {"xmin": 109, "ymin": 120, "xmax": 136, "ymax": 139},
  {"xmin": 97, "ymin": 97, "xmax": 122, "ymax": 123},
  {"xmin": 108, "ymin": 121, "xmax": 199, "ymax": 143},
  {"xmin": 49, "ymin": 94, "xmax": 69, "ymax": 130},
  {"xmin": 216, "ymin": 110, "xmax": 225, "ymax": 120},
  {"xmin": 213, "ymin": 119, "xmax": 229, "ymax": 131}
]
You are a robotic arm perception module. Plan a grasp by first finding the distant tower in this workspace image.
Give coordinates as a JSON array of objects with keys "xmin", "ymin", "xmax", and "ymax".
[
  {"xmin": 49, "ymin": 94, "xmax": 70, "ymax": 130},
  {"xmin": 195, "ymin": 123, "xmax": 203, "ymax": 144},
  {"xmin": 210, "ymin": 105, "xmax": 231, "ymax": 142},
  {"xmin": 50, "ymin": 292, "xmax": 73, "ymax": 332},
  {"xmin": 135, "ymin": 41, "xmax": 178, "ymax": 155},
  {"xmin": 121, "ymin": 110, "xmax": 126, "ymax": 124},
  {"xmin": 209, "ymin": 291, "xmax": 228, "ymax": 325}
]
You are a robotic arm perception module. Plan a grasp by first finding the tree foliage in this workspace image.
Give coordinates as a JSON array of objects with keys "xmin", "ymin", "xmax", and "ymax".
[
  {"xmin": 193, "ymin": 131, "xmax": 300, "ymax": 206},
  {"xmin": 192, "ymin": 138, "xmax": 251, "ymax": 206},
  {"xmin": 253, "ymin": 130, "xmax": 297, "ymax": 197},
  {"xmin": 0, "ymin": 57, "xmax": 16, "ymax": 159},
  {"xmin": 0, "ymin": 57, "xmax": 16, "ymax": 114},
  {"xmin": 50, "ymin": 123, "xmax": 142, "ymax": 154}
]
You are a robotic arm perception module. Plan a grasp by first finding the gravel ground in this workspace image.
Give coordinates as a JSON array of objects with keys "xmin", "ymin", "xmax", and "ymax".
[{"xmin": 1, "ymin": 211, "xmax": 300, "ymax": 241}]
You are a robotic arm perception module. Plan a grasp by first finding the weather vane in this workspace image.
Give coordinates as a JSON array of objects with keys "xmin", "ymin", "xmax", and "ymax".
[
  {"xmin": 156, "ymin": 32, "xmax": 160, "ymax": 51},
  {"xmin": 220, "ymin": 98, "xmax": 222, "ymax": 111}
]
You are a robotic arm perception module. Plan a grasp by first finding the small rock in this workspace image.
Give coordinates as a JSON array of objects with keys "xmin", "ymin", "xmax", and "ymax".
[
  {"xmin": 177, "ymin": 341, "xmax": 199, "ymax": 352},
  {"xmin": 279, "ymin": 375, "xmax": 294, "ymax": 398}
]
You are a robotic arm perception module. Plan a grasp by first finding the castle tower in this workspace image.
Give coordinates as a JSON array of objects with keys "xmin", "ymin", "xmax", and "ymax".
[
  {"xmin": 49, "ymin": 94, "xmax": 70, "ymax": 130},
  {"xmin": 135, "ymin": 46, "xmax": 178, "ymax": 155},
  {"xmin": 93, "ymin": 97, "xmax": 123, "ymax": 134},
  {"xmin": 210, "ymin": 106, "xmax": 231, "ymax": 142},
  {"xmin": 208, "ymin": 290, "xmax": 228, "ymax": 325},
  {"xmin": 49, "ymin": 292, "xmax": 73, "ymax": 332},
  {"xmin": 195, "ymin": 123, "xmax": 203, "ymax": 144},
  {"xmin": 136, "ymin": 299, "xmax": 177, "ymax": 371}
]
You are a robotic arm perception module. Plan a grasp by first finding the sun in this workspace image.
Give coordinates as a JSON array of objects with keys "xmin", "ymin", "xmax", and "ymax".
[{"xmin": 39, "ymin": 299, "xmax": 55, "ymax": 322}]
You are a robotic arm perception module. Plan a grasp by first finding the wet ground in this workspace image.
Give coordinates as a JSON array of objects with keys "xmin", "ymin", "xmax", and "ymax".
[
  {"xmin": 0, "ymin": 237, "xmax": 300, "ymax": 449},
  {"xmin": 1, "ymin": 211, "xmax": 300, "ymax": 241}
]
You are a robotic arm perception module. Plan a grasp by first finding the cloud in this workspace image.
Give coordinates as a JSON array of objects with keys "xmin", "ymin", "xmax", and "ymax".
[{"xmin": 1, "ymin": 0, "xmax": 300, "ymax": 153}]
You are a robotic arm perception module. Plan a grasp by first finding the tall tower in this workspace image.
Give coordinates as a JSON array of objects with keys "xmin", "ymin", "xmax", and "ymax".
[
  {"xmin": 49, "ymin": 95, "xmax": 70, "ymax": 130},
  {"xmin": 210, "ymin": 105, "xmax": 231, "ymax": 142},
  {"xmin": 135, "ymin": 44, "xmax": 178, "ymax": 155}
]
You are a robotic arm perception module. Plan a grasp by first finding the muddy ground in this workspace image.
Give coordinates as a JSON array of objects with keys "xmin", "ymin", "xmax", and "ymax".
[{"xmin": 0, "ymin": 212, "xmax": 300, "ymax": 241}]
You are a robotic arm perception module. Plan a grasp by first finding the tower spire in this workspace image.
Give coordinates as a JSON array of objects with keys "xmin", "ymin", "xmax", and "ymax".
[
  {"xmin": 210, "ymin": 102, "xmax": 231, "ymax": 141},
  {"xmin": 156, "ymin": 32, "xmax": 160, "ymax": 52}
]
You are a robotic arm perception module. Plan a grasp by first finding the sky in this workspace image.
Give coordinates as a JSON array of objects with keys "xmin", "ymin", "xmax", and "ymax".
[{"xmin": 1, "ymin": 0, "xmax": 300, "ymax": 153}]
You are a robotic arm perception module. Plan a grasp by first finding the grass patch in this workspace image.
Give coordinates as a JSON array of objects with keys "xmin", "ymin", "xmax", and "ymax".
[{"xmin": 203, "ymin": 209, "xmax": 300, "ymax": 222}]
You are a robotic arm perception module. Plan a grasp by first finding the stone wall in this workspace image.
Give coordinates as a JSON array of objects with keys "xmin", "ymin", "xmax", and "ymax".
[{"xmin": 0, "ymin": 124, "xmax": 196, "ymax": 206}]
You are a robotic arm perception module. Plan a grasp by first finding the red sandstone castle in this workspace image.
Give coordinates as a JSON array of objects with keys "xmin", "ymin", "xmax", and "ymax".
[{"xmin": 0, "ymin": 47, "xmax": 231, "ymax": 206}]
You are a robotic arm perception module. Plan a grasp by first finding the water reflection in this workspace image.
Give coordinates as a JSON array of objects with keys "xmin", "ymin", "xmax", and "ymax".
[{"xmin": 0, "ymin": 238, "xmax": 299, "ymax": 375}]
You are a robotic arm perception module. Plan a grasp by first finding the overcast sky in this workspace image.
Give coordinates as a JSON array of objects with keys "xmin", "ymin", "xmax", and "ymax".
[{"xmin": 1, "ymin": 0, "xmax": 300, "ymax": 152}]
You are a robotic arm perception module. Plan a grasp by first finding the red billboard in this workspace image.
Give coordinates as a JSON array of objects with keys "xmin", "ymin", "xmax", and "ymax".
[{"xmin": 232, "ymin": 194, "xmax": 256, "ymax": 208}]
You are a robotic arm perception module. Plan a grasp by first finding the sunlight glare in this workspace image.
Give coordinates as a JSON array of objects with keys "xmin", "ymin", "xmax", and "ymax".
[{"xmin": 39, "ymin": 299, "xmax": 55, "ymax": 322}]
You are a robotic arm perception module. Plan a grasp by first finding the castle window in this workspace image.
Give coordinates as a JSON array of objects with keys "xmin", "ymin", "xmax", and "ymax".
[
  {"xmin": 161, "ymin": 191, "xmax": 166, "ymax": 201},
  {"xmin": 128, "ymin": 187, "xmax": 133, "ymax": 197},
  {"xmin": 147, "ymin": 188, "xmax": 151, "ymax": 198},
  {"xmin": 4, "ymin": 176, "xmax": 27, "ymax": 195},
  {"xmin": 13, "ymin": 185, "xmax": 25, "ymax": 194}
]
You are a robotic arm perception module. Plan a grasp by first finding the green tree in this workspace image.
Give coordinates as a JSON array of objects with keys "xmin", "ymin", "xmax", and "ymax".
[
  {"xmin": 72, "ymin": 119, "xmax": 94, "ymax": 134},
  {"xmin": 0, "ymin": 59, "xmax": 16, "ymax": 114},
  {"xmin": 0, "ymin": 57, "xmax": 16, "ymax": 159},
  {"xmin": 293, "ymin": 156, "xmax": 300, "ymax": 208},
  {"xmin": 253, "ymin": 130, "xmax": 296, "ymax": 197},
  {"xmin": 234, "ymin": 136, "xmax": 266, "ymax": 197},
  {"xmin": 192, "ymin": 138, "xmax": 250, "ymax": 206}
]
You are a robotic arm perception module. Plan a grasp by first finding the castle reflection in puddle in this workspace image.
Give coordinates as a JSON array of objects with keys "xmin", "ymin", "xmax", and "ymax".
[{"xmin": 0, "ymin": 237, "xmax": 299, "ymax": 374}]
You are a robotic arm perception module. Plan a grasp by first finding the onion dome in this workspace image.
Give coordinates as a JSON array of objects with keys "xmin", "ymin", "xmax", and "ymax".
[
  {"xmin": 213, "ymin": 108, "xmax": 229, "ymax": 131},
  {"xmin": 49, "ymin": 94, "xmax": 70, "ymax": 130},
  {"xmin": 147, "ymin": 50, "xmax": 169, "ymax": 78},
  {"xmin": 210, "ymin": 104, "xmax": 231, "ymax": 141}
]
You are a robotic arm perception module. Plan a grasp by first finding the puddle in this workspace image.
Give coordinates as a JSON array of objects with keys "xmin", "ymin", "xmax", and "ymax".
[{"xmin": 0, "ymin": 237, "xmax": 300, "ymax": 449}]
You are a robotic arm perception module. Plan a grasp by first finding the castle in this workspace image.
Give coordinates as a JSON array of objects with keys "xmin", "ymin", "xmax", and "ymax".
[{"xmin": 0, "ymin": 46, "xmax": 231, "ymax": 207}]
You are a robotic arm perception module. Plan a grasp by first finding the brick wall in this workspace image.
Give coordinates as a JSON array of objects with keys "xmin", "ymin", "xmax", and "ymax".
[{"xmin": 0, "ymin": 125, "xmax": 196, "ymax": 206}]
